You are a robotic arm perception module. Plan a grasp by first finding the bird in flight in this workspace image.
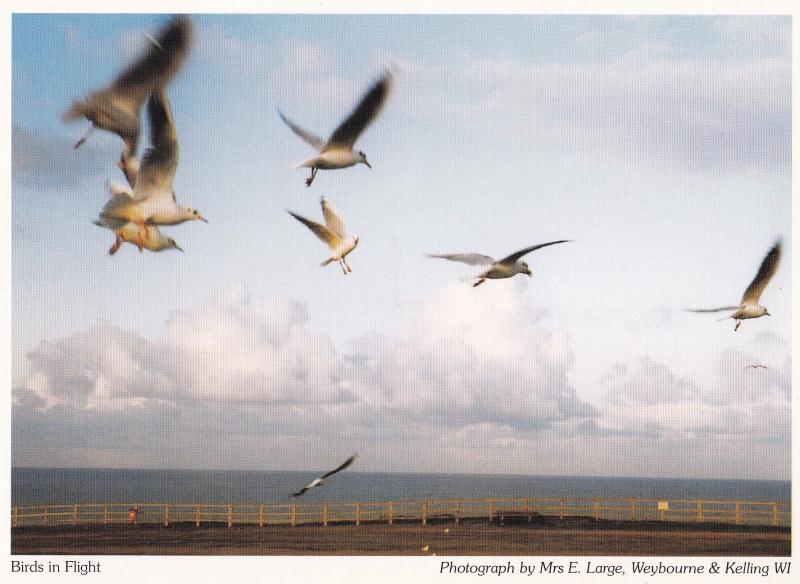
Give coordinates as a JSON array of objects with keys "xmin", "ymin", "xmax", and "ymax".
[
  {"xmin": 99, "ymin": 89, "xmax": 207, "ymax": 236},
  {"xmin": 63, "ymin": 15, "xmax": 193, "ymax": 188},
  {"xmin": 291, "ymin": 454, "xmax": 358, "ymax": 498},
  {"xmin": 288, "ymin": 198, "xmax": 359, "ymax": 274},
  {"xmin": 94, "ymin": 181, "xmax": 183, "ymax": 255},
  {"xmin": 428, "ymin": 240, "xmax": 570, "ymax": 287},
  {"xmin": 687, "ymin": 240, "xmax": 782, "ymax": 331},
  {"xmin": 279, "ymin": 71, "xmax": 392, "ymax": 186},
  {"xmin": 744, "ymin": 364, "xmax": 768, "ymax": 370}
]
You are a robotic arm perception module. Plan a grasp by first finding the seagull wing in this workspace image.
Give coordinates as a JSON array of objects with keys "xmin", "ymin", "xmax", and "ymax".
[
  {"xmin": 133, "ymin": 89, "xmax": 178, "ymax": 201},
  {"xmin": 289, "ymin": 211, "xmax": 338, "ymax": 247},
  {"xmin": 321, "ymin": 454, "xmax": 358, "ymax": 479},
  {"xmin": 427, "ymin": 253, "xmax": 496, "ymax": 266},
  {"xmin": 741, "ymin": 240, "xmax": 782, "ymax": 305},
  {"xmin": 685, "ymin": 306, "xmax": 740, "ymax": 313},
  {"xmin": 320, "ymin": 197, "xmax": 347, "ymax": 238},
  {"xmin": 327, "ymin": 72, "xmax": 392, "ymax": 149},
  {"xmin": 499, "ymin": 240, "xmax": 571, "ymax": 265},
  {"xmin": 278, "ymin": 110, "xmax": 326, "ymax": 151},
  {"xmin": 111, "ymin": 16, "xmax": 193, "ymax": 111}
]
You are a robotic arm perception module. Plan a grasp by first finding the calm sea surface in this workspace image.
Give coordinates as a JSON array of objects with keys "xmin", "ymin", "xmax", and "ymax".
[{"xmin": 11, "ymin": 468, "xmax": 791, "ymax": 507}]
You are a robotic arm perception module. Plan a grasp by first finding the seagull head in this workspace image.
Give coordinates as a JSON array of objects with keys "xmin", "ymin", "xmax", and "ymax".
[
  {"xmin": 354, "ymin": 236, "xmax": 360, "ymax": 248},
  {"xmin": 520, "ymin": 262, "xmax": 532, "ymax": 277},
  {"xmin": 766, "ymin": 310, "xmax": 771, "ymax": 316},
  {"xmin": 358, "ymin": 150, "xmax": 372, "ymax": 168},
  {"xmin": 168, "ymin": 238, "xmax": 184, "ymax": 252},
  {"xmin": 186, "ymin": 208, "xmax": 208, "ymax": 223}
]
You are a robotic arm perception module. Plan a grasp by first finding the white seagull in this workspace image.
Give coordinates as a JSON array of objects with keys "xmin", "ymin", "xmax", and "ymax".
[
  {"xmin": 279, "ymin": 71, "xmax": 392, "ymax": 186},
  {"xmin": 428, "ymin": 240, "xmax": 570, "ymax": 287},
  {"xmin": 291, "ymin": 454, "xmax": 358, "ymax": 498},
  {"xmin": 687, "ymin": 240, "xmax": 782, "ymax": 331},
  {"xmin": 288, "ymin": 197, "xmax": 359, "ymax": 274},
  {"xmin": 63, "ymin": 15, "xmax": 193, "ymax": 187},
  {"xmin": 99, "ymin": 88, "xmax": 207, "ymax": 235},
  {"xmin": 94, "ymin": 181, "xmax": 183, "ymax": 255}
]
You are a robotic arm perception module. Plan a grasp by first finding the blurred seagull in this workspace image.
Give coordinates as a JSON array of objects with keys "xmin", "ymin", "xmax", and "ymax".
[
  {"xmin": 291, "ymin": 454, "xmax": 358, "ymax": 498},
  {"xmin": 428, "ymin": 240, "xmax": 570, "ymax": 287},
  {"xmin": 687, "ymin": 240, "xmax": 782, "ymax": 331},
  {"xmin": 279, "ymin": 71, "xmax": 392, "ymax": 186},
  {"xmin": 94, "ymin": 181, "xmax": 183, "ymax": 255},
  {"xmin": 744, "ymin": 364, "xmax": 768, "ymax": 370},
  {"xmin": 288, "ymin": 198, "xmax": 359, "ymax": 274},
  {"xmin": 99, "ymin": 89, "xmax": 207, "ymax": 235},
  {"xmin": 63, "ymin": 15, "xmax": 193, "ymax": 187}
]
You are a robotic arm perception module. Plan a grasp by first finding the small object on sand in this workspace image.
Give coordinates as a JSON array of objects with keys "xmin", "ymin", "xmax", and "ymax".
[{"xmin": 422, "ymin": 545, "xmax": 430, "ymax": 552}]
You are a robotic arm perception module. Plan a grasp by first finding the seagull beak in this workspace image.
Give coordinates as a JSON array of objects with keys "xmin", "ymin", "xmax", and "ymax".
[
  {"xmin": 525, "ymin": 270, "xmax": 532, "ymax": 277},
  {"xmin": 175, "ymin": 244, "xmax": 184, "ymax": 253},
  {"xmin": 364, "ymin": 159, "xmax": 372, "ymax": 169},
  {"xmin": 198, "ymin": 214, "xmax": 209, "ymax": 223},
  {"xmin": 766, "ymin": 311, "xmax": 771, "ymax": 316}
]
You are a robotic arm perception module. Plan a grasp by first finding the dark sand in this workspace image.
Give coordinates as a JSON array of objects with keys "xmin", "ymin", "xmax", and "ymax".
[{"xmin": 12, "ymin": 516, "xmax": 790, "ymax": 556}]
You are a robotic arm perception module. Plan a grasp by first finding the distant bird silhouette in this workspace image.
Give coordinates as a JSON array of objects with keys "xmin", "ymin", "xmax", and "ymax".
[
  {"xmin": 279, "ymin": 71, "xmax": 392, "ymax": 186},
  {"xmin": 428, "ymin": 240, "xmax": 570, "ymax": 287},
  {"xmin": 63, "ymin": 15, "xmax": 193, "ymax": 187},
  {"xmin": 744, "ymin": 364, "xmax": 768, "ymax": 370},
  {"xmin": 291, "ymin": 454, "xmax": 358, "ymax": 498},
  {"xmin": 687, "ymin": 240, "xmax": 782, "ymax": 331}
]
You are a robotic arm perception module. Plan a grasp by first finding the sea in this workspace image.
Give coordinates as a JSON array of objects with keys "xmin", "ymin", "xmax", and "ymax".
[{"xmin": 10, "ymin": 468, "xmax": 791, "ymax": 507}]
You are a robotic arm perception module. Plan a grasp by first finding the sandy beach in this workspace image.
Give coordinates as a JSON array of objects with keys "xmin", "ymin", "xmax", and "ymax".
[{"xmin": 12, "ymin": 516, "xmax": 790, "ymax": 556}]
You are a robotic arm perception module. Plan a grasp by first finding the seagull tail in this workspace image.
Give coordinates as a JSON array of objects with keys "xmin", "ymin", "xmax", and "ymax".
[{"xmin": 62, "ymin": 100, "xmax": 88, "ymax": 123}]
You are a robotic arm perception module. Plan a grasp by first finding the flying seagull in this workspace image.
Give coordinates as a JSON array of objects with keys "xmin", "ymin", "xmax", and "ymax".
[
  {"xmin": 63, "ymin": 15, "xmax": 193, "ymax": 187},
  {"xmin": 687, "ymin": 240, "xmax": 782, "ymax": 331},
  {"xmin": 94, "ymin": 181, "xmax": 183, "ymax": 255},
  {"xmin": 288, "ymin": 198, "xmax": 359, "ymax": 274},
  {"xmin": 744, "ymin": 364, "xmax": 768, "ymax": 370},
  {"xmin": 291, "ymin": 454, "xmax": 358, "ymax": 498},
  {"xmin": 428, "ymin": 240, "xmax": 570, "ymax": 287},
  {"xmin": 279, "ymin": 71, "xmax": 392, "ymax": 186},
  {"xmin": 99, "ymin": 89, "xmax": 207, "ymax": 236}
]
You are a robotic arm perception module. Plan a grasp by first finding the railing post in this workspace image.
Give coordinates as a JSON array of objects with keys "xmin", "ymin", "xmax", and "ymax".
[
  {"xmin": 630, "ymin": 498, "xmax": 637, "ymax": 521},
  {"xmin": 44, "ymin": 506, "xmax": 48, "ymax": 527},
  {"xmin": 13, "ymin": 507, "xmax": 18, "ymax": 528},
  {"xmin": 772, "ymin": 502, "xmax": 779, "ymax": 526},
  {"xmin": 228, "ymin": 504, "xmax": 233, "ymax": 528},
  {"xmin": 421, "ymin": 500, "xmax": 428, "ymax": 525},
  {"xmin": 259, "ymin": 504, "xmax": 265, "ymax": 528},
  {"xmin": 323, "ymin": 502, "xmax": 329, "ymax": 527},
  {"xmin": 734, "ymin": 501, "xmax": 741, "ymax": 525},
  {"xmin": 355, "ymin": 502, "xmax": 361, "ymax": 526},
  {"xmin": 291, "ymin": 502, "xmax": 297, "ymax": 527},
  {"xmin": 594, "ymin": 497, "xmax": 600, "ymax": 521},
  {"xmin": 73, "ymin": 504, "xmax": 79, "ymax": 525},
  {"xmin": 696, "ymin": 499, "xmax": 703, "ymax": 522},
  {"xmin": 455, "ymin": 499, "xmax": 461, "ymax": 525},
  {"xmin": 524, "ymin": 497, "xmax": 530, "ymax": 518},
  {"xmin": 487, "ymin": 498, "xmax": 493, "ymax": 523},
  {"xmin": 387, "ymin": 501, "xmax": 393, "ymax": 526},
  {"xmin": 163, "ymin": 503, "xmax": 170, "ymax": 528},
  {"xmin": 559, "ymin": 498, "xmax": 565, "ymax": 520},
  {"xmin": 195, "ymin": 504, "xmax": 201, "ymax": 528},
  {"xmin": 103, "ymin": 504, "xmax": 108, "ymax": 525}
]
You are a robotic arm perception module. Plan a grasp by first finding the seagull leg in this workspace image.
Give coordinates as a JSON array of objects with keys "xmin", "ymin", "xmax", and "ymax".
[
  {"xmin": 108, "ymin": 233, "xmax": 123, "ymax": 256},
  {"xmin": 74, "ymin": 124, "xmax": 95, "ymax": 149},
  {"xmin": 306, "ymin": 167, "xmax": 318, "ymax": 187},
  {"xmin": 339, "ymin": 260, "xmax": 348, "ymax": 275},
  {"xmin": 472, "ymin": 278, "xmax": 486, "ymax": 288},
  {"xmin": 343, "ymin": 258, "xmax": 352, "ymax": 273},
  {"xmin": 734, "ymin": 320, "xmax": 741, "ymax": 332}
]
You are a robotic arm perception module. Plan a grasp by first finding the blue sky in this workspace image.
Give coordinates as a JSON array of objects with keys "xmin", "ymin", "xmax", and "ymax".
[{"xmin": 11, "ymin": 14, "xmax": 791, "ymax": 479}]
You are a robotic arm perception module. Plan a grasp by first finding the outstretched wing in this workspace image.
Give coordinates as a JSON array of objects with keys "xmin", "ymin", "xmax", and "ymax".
[
  {"xmin": 321, "ymin": 453, "xmax": 358, "ymax": 479},
  {"xmin": 133, "ymin": 89, "xmax": 178, "ymax": 201},
  {"xmin": 278, "ymin": 110, "xmax": 327, "ymax": 151},
  {"xmin": 111, "ymin": 15, "xmax": 193, "ymax": 111},
  {"xmin": 741, "ymin": 240, "xmax": 782, "ymax": 305},
  {"xmin": 327, "ymin": 72, "xmax": 392, "ymax": 149},
  {"xmin": 499, "ymin": 240, "xmax": 570, "ymax": 264},
  {"xmin": 685, "ymin": 306, "xmax": 739, "ymax": 313},
  {"xmin": 427, "ymin": 253, "xmax": 496, "ymax": 266},
  {"xmin": 320, "ymin": 197, "xmax": 347, "ymax": 238},
  {"xmin": 289, "ymin": 211, "xmax": 338, "ymax": 247}
]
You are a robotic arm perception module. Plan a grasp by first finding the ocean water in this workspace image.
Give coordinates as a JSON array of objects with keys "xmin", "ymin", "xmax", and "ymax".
[{"xmin": 11, "ymin": 468, "xmax": 791, "ymax": 507}]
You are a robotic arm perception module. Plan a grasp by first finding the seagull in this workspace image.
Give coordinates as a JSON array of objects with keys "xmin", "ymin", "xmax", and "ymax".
[
  {"xmin": 291, "ymin": 454, "xmax": 358, "ymax": 498},
  {"xmin": 428, "ymin": 240, "xmax": 570, "ymax": 287},
  {"xmin": 687, "ymin": 240, "xmax": 782, "ymax": 331},
  {"xmin": 99, "ymin": 89, "xmax": 207, "ymax": 235},
  {"xmin": 744, "ymin": 364, "xmax": 768, "ymax": 370},
  {"xmin": 63, "ymin": 15, "xmax": 193, "ymax": 187},
  {"xmin": 279, "ymin": 71, "xmax": 392, "ymax": 186},
  {"xmin": 94, "ymin": 181, "xmax": 183, "ymax": 255},
  {"xmin": 288, "ymin": 198, "xmax": 359, "ymax": 274}
]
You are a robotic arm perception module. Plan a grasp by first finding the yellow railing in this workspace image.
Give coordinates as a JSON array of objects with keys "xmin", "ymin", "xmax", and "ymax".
[{"xmin": 11, "ymin": 497, "xmax": 790, "ymax": 528}]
